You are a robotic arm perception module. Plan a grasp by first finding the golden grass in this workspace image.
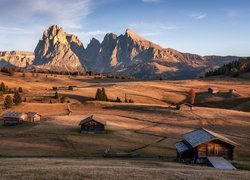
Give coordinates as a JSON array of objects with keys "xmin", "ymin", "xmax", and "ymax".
[{"xmin": 0, "ymin": 158, "xmax": 249, "ymax": 180}]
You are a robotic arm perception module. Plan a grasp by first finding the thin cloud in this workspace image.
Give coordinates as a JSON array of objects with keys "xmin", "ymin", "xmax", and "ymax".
[
  {"xmin": 0, "ymin": 26, "xmax": 34, "ymax": 34},
  {"xmin": 78, "ymin": 30, "xmax": 112, "ymax": 36},
  {"xmin": 188, "ymin": 12, "xmax": 207, "ymax": 20},
  {"xmin": 0, "ymin": 0, "xmax": 92, "ymax": 30},
  {"xmin": 129, "ymin": 22, "xmax": 185, "ymax": 36}
]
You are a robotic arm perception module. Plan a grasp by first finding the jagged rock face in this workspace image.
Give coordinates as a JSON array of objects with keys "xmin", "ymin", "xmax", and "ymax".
[
  {"xmin": 0, "ymin": 51, "xmax": 34, "ymax": 67},
  {"xmin": 33, "ymin": 25, "xmax": 84, "ymax": 71},
  {"xmin": 94, "ymin": 33, "xmax": 118, "ymax": 72},
  {"xmin": 3, "ymin": 25, "xmax": 237, "ymax": 79},
  {"xmin": 85, "ymin": 38, "xmax": 101, "ymax": 69},
  {"xmin": 88, "ymin": 29, "xmax": 238, "ymax": 79}
]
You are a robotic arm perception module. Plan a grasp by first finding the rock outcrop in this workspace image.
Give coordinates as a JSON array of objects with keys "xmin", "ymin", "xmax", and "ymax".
[
  {"xmin": 33, "ymin": 25, "xmax": 84, "ymax": 71},
  {"xmin": 0, "ymin": 51, "xmax": 34, "ymax": 67}
]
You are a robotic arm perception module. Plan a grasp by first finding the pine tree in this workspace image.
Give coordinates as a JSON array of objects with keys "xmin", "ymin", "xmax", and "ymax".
[
  {"xmin": 0, "ymin": 82, "xmax": 5, "ymax": 92},
  {"xmin": 0, "ymin": 91, "xmax": 3, "ymax": 101},
  {"xmin": 95, "ymin": 88, "xmax": 108, "ymax": 101},
  {"xmin": 124, "ymin": 93, "xmax": 128, "ymax": 103},
  {"xmin": 116, "ymin": 97, "xmax": 122, "ymax": 102},
  {"xmin": 13, "ymin": 91, "xmax": 22, "ymax": 105},
  {"xmin": 55, "ymin": 91, "xmax": 59, "ymax": 99},
  {"xmin": 95, "ymin": 88, "xmax": 102, "ymax": 100},
  {"xmin": 4, "ymin": 95, "xmax": 13, "ymax": 109},
  {"xmin": 18, "ymin": 87, "xmax": 23, "ymax": 93},
  {"xmin": 101, "ymin": 88, "xmax": 108, "ymax": 101}
]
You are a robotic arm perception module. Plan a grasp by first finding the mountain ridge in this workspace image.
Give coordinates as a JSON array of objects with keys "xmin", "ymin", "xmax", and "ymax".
[{"xmin": 0, "ymin": 25, "xmax": 239, "ymax": 79}]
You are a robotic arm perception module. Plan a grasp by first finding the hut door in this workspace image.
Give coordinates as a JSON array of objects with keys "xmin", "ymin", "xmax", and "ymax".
[
  {"xmin": 214, "ymin": 144, "xmax": 221, "ymax": 156},
  {"xmin": 206, "ymin": 144, "xmax": 214, "ymax": 156}
]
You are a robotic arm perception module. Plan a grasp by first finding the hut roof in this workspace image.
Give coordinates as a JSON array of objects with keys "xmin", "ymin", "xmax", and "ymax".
[
  {"xmin": 183, "ymin": 128, "xmax": 237, "ymax": 147},
  {"xmin": 27, "ymin": 112, "xmax": 41, "ymax": 118},
  {"xmin": 175, "ymin": 140, "xmax": 192, "ymax": 153},
  {"xmin": 2, "ymin": 111, "xmax": 26, "ymax": 119},
  {"xmin": 79, "ymin": 115, "xmax": 106, "ymax": 126}
]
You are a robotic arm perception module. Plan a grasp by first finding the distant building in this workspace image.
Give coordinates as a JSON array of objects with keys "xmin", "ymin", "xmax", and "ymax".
[
  {"xmin": 52, "ymin": 86, "xmax": 58, "ymax": 91},
  {"xmin": 2, "ymin": 112, "xmax": 28, "ymax": 126},
  {"xmin": 229, "ymin": 89, "xmax": 236, "ymax": 94},
  {"xmin": 79, "ymin": 115, "xmax": 106, "ymax": 133},
  {"xmin": 27, "ymin": 112, "xmax": 41, "ymax": 122},
  {"xmin": 208, "ymin": 88, "xmax": 219, "ymax": 94},
  {"xmin": 1, "ymin": 111, "xmax": 41, "ymax": 125},
  {"xmin": 175, "ymin": 128, "xmax": 237, "ymax": 164},
  {"xmin": 176, "ymin": 103, "xmax": 194, "ymax": 110},
  {"xmin": 68, "ymin": 86, "xmax": 78, "ymax": 91}
]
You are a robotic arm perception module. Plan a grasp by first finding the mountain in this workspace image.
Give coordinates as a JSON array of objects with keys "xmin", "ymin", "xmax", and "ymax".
[
  {"xmin": 87, "ymin": 28, "xmax": 238, "ymax": 79},
  {"xmin": 33, "ymin": 25, "xmax": 85, "ymax": 71},
  {"xmin": 0, "ymin": 51, "xmax": 34, "ymax": 67},
  {"xmin": 3, "ymin": 25, "xmax": 239, "ymax": 79}
]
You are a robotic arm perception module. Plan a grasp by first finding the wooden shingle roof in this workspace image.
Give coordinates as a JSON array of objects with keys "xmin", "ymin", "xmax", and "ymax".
[
  {"xmin": 2, "ymin": 111, "xmax": 26, "ymax": 119},
  {"xmin": 79, "ymin": 115, "xmax": 106, "ymax": 126},
  {"xmin": 183, "ymin": 128, "xmax": 237, "ymax": 147},
  {"xmin": 175, "ymin": 140, "xmax": 192, "ymax": 153},
  {"xmin": 27, "ymin": 112, "xmax": 41, "ymax": 118}
]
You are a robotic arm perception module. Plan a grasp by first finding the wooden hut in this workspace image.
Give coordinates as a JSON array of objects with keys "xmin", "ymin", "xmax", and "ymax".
[
  {"xmin": 27, "ymin": 112, "xmax": 41, "ymax": 122},
  {"xmin": 175, "ymin": 128, "xmax": 237, "ymax": 164},
  {"xmin": 208, "ymin": 88, "xmax": 219, "ymax": 94},
  {"xmin": 2, "ymin": 112, "xmax": 28, "ymax": 126},
  {"xmin": 79, "ymin": 115, "xmax": 106, "ymax": 133},
  {"xmin": 68, "ymin": 86, "xmax": 78, "ymax": 91},
  {"xmin": 176, "ymin": 103, "xmax": 194, "ymax": 110}
]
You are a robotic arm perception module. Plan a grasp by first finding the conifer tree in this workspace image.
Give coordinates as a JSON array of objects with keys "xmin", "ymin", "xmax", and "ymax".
[
  {"xmin": 55, "ymin": 91, "xmax": 59, "ymax": 99},
  {"xmin": 13, "ymin": 91, "xmax": 22, "ymax": 105},
  {"xmin": 4, "ymin": 95, "xmax": 13, "ymax": 109},
  {"xmin": 0, "ymin": 82, "xmax": 5, "ymax": 92},
  {"xmin": 101, "ymin": 88, "xmax": 108, "ymax": 101}
]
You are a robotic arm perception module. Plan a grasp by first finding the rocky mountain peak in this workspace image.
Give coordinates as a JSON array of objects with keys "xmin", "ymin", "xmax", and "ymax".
[
  {"xmin": 87, "ymin": 38, "xmax": 101, "ymax": 48},
  {"xmin": 33, "ymin": 25, "xmax": 84, "ymax": 71},
  {"xmin": 125, "ymin": 28, "xmax": 144, "ymax": 40}
]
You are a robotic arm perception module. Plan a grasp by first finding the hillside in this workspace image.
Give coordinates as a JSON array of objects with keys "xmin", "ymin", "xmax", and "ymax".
[
  {"xmin": 0, "ymin": 72, "xmax": 249, "ymax": 160},
  {"xmin": 0, "ymin": 158, "xmax": 249, "ymax": 179},
  {"xmin": 205, "ymin": 57, "xmax": 250, "ymax": 78}
]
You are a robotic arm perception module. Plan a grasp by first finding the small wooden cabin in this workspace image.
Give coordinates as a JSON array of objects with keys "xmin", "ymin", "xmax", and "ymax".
[
  {"xmin": 208, "ymin": 88, "xmax": 219, "ymax": 94},
  {"xmin": 79, "ymin": 115, "xmax": 106, "ymax": 133},
  {"xmin": 68, "ymin": 86, "xmax": 78, "ymax": 91},
  {"xmin": 229, "ymin": 89, "xmax": 236, "ymax": 94},
  {"xmin": 27, "ymin": 112, "xmax": 41, "ymax": 122},
  {"xmin": 175, "ymin": 128, "xmax": 237, "ymax": 164},
  {"xmin": 2, "ymin": 112, "xmax": 28, "ymax": 126},
  {"xmin": 176, "ymin": 103, "xmax": 194, "ymax": 110}
]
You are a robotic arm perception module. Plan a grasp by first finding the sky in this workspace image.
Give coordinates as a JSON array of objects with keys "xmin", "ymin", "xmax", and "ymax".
[{"xmin": 0, "ymin": 0, "xmax": 250, "ymax": 56}]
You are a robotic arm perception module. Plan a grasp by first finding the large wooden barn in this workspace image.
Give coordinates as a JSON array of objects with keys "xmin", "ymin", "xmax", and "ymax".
[
  {"xmin": 175, "ymin": 128, "xmax": 237, "ymax": 164},
  {"xmin": 79, "ymin": 115, "xmax": 106, "ymax": 133}
]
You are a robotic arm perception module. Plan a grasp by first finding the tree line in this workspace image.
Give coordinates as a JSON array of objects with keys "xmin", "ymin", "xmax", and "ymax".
[
  {"xmin": 0, "ymin": 82, "xmax": 23, "ymax": 109},
  {"xmin": 205, "ymin": 57, "xmax": 250, "ymax": 77},
  {"xmin": 95, "ymin": 88, "xmax": 134, "ymax": 103}
]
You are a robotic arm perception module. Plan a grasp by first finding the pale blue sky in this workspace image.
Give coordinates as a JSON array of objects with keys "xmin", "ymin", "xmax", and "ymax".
[{"xmin": 0, "ymin": 0, "xmax": 249, "ymax": 56}]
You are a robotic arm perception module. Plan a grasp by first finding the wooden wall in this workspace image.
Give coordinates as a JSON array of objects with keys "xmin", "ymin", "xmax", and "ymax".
[{"xmin": 197, "ymin": 140, "xmax": 234, "ymax": 160}]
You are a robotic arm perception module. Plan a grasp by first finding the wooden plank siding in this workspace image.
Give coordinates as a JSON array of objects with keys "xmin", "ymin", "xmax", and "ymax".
[{"xmin": 197, "ymin": 140, "xmax": 234, "ymax": 160}]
